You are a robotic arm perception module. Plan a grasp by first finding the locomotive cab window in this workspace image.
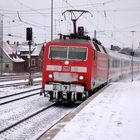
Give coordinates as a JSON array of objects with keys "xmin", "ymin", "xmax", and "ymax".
[
  {"xmin": 49, "ymin": 46, "xmax": 87, "ymax": 60},
  {"xmin": 49, "ymin": 46, "xmax": 67, "ymax": 59},
  {"xmin": 69, "ymin": 47, "xmax": 87, "ymax": 60}
]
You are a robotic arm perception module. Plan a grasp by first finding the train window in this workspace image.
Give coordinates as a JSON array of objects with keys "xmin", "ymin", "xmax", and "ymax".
[
  {"xmin": 49, "ymin": 46, "xmax": 87, "ymax": 60},
  {"xmin": 68, "ymin": 47, "xmax": 87, "ymax": 60},
  {"xmin": 49, "ymin": 46, "xmax": 67, "ymax": 59},
  {"xmin": 112, "ymin": 59, "xmax": 120, "ymax": 68},
  {"xmin": 123, "ymin": 60, "xmax": 130, "ymax": 67}
]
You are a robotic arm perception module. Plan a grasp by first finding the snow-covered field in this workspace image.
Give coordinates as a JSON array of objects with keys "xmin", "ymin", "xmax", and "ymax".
[{"xmin": 52, "ymin": 73, "xmax": 140, "ymax": 140}]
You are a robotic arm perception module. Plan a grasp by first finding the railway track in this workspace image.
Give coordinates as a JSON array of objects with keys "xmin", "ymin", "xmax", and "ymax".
[
  {"xmin": 0, "ymin": 88, "xmax": 41, "ymax": 105},
  {"xmin": 0, "ymin": 79, "xmax": 41, "ymax": 88},
  {"xmin": 0, "ymin": 73, "xmax": 42, "ymax": 88},
  {"xmin": 0, "ymin": 103, "xmax": 74, "ymax": 140},
  {"xmin": 0, "ymin": 80, "xmax": 107, "ymax": 140},
  {"xmin": 0, "ymin": 84, "xmax": 108, "ymax": 140},
  {"xmin": 0, "ymin": 102, "xmax": 56, "ymax": 134},
  {"xmin": 0, "ymin": 73, "xmax": 41, "ymax": 82}
]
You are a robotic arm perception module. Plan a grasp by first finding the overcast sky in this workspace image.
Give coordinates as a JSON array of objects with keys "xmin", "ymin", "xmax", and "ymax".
[{"xmin": 1, "ymin": 0, "xmax": 140, "ymax": 49}]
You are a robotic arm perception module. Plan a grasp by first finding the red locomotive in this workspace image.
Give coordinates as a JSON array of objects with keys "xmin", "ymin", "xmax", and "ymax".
[{"xmin": 41, "ymin": 10, "xmax": 140, "ymax": 103}]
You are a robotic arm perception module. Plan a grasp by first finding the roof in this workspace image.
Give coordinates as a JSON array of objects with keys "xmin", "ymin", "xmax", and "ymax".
[
  {"xmin": 0, "ymin": 41, "xmax": 25, "ymax": 63},
  {"xmin": 31, "ymin": 44, "xmax": 43, "ymax": 56},
  {"xmin": 17, "ymin": 45, "xmax": 35, "ymax": 52},
  {"xmin": 14, "ymin": 44, "xmax": 43, "ymax": 56},
  {"xmin": 52, "ymin": 38, "xmax": 91, "ymax": 44},
  {"xmin": 11, "ymin": 55, "xmax": 25, "ymax": 63},
  {"xmin": 106, "ymin": 48, "xmax": 131, "ymax": 60}
]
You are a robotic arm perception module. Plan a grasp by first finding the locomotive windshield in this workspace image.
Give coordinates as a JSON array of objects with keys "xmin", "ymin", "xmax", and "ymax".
[{"xmin": 49, "ymin": 46, "xmax": 87, "ymax": 60}]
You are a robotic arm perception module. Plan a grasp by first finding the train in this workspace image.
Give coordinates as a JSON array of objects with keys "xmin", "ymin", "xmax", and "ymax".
[{"xmin": 40, "ymin": 25, "xmax": 140, "ymax": 103}]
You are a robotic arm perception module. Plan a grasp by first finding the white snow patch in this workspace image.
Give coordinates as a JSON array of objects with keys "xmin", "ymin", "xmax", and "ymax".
[{"xmin": 53, "ymin": 75, "xmax": 140, "ymax": 140}]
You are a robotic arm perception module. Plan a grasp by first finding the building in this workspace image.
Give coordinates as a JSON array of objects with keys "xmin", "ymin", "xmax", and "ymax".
[
  {"xmin": 0, "ymin": 41, "xmax": 44, "ymax": 73},
  {"xmin": 0, "ymin": 41, "xmax": 25, "ymax": 73},
  {"xmin": 16, "ymin": 43, "xmax": 44, "ymax": 72}
]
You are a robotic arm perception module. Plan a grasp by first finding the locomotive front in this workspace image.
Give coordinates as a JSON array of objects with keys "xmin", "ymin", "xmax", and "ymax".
[{"xmin": 41, "ymin": 40, "xmax": 92, "ymax": 103}]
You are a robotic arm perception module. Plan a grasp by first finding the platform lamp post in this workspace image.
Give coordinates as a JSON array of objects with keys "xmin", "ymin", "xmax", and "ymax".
[
  {"xmin": 131, "ymin": 31, "xmax": 135, "ymax": 82},
  {"xmin": 26, "ymin": 27, "xmax": 33, "ymax": 85}
]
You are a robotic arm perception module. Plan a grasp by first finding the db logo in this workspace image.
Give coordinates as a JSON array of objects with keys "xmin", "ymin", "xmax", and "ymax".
[{"xmin": 62, "ymin": 66, "xmax": 70, "ymax": 71}]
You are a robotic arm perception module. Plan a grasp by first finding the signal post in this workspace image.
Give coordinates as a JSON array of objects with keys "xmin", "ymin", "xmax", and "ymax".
[{"xmin": 26, "ymin": 27, "xmax": 33, "ymax": 85}]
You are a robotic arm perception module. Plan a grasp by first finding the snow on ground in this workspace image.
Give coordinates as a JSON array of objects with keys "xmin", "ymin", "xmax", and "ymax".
[
  {"xmin": 0, "ymin": 77, "xmax": 42, "ymax": 86},
  {"xmin": 53, "ymin": 73, "xmax": 140, "ymax": 140},
  {"xmin": 0, "ymin": 73, "xmax": 140, "ymax": 140},
  {"xmin": 0, "ymin": 84, "xmax": 41, "ymax": 97},
  {"xmin": 0, "ymin": 78, "xmax": 41, "ymax": 97}
]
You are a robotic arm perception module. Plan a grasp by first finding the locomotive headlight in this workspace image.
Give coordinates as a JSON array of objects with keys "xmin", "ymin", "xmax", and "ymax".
[
  {"xmin": 64, "ymin": 60, "xmax": 69, "ymax": 65},
  {"xmin": 79, "ymin": 76, "xmax": 84, "ymax": 80},
  {"xmin": 48, "ymin": 74, "xmax": 53, "ymax": 78}
]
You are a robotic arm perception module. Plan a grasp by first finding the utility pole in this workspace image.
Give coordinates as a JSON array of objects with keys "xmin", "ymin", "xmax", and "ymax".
[
  {"xmin": 139, "ymin": 42, "xmax": 140, "ymax": 50},
  {"xmin": 0, "ymin": 14, "xmax": 3, "ymax": 75},
  {"xmin": 94, "ymin": 30, "xmax": 97, "ymax": 39},
  {"xmin": 51, "ymin": 0, "xmax": 53, "ymax": 41},
  {"xmin": 28, "ymin": 40, "xmax": 32, "ymax": 85},
  {"xmin": 131, "ymin": 31, "xmax": 135, "ymax": 82}
]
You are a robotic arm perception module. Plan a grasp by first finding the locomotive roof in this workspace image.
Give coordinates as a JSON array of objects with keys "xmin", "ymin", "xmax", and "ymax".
[
  {"xmin": 52, "ymin": 38, "xmax": 92, "ymax": 44},
  {"xmin": 107, "ymin": 48, "xmax": 140, "ymax": 61},
  {"xmin": 48, "ymin": 39, "xmax": 140, "ymax": 61},
  {"xmin": 50, "ymin": 38, "xmax": 108, "ymax": 54}
]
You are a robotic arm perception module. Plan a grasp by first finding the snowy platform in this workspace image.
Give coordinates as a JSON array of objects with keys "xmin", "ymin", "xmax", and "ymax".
[{"xmin": 40, "ymin": 80, "xmax": 140, "ymax": 140}]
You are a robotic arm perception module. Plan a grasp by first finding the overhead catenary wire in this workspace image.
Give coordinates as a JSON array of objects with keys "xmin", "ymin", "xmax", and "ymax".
[
  {"xmin": 3, "ymin": 14, "xmax": 50, "ymax": 29},
  {"xmin": 1, "ymin": 0, "xmax": 140, "ymax": 46},
  {"xmin": 62, "ymin": 0, "xmax": 129, "ymax": 47}
]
